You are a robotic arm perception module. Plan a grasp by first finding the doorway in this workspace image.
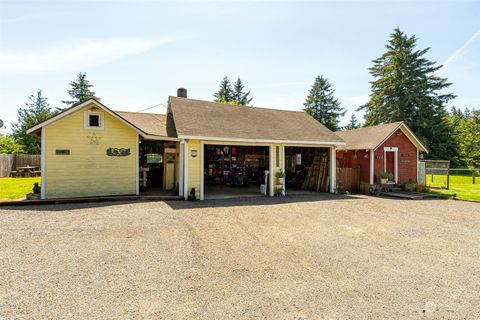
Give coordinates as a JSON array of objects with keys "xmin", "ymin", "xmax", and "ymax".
[
  {"xmin": 203, "ymin": 144, "xmax": 270, "ymax": 199},
  {"xmin": 139, "ymin": 140, "xmax": 177, "ymax": 194},
  {"xmin": 383, "ymin": 147, "xmax": 398, "ymax": 183}
]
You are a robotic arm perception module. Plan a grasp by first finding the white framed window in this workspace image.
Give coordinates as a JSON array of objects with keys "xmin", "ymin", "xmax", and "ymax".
[{"xmin": 84, "ymin": 111, "xmax": 104, "ymax": 129}]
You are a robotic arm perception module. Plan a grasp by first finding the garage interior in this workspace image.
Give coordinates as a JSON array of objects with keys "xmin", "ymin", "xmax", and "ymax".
[
  {"xmin": 204, "ymin": 145, "xmax": 270, "ymax": 199},
  {"xmin": 284, "ymin": 146, "xmax": 330, "ymax": 193},
  {"xmin": 139, "ymin": 140, "xmax": 177, "ymax": 194}
]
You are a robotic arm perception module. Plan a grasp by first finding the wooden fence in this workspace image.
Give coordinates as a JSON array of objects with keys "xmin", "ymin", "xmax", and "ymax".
[
  {"xmin": 336, "ymin": 167, "xmax": 360, "ymax": 193},
  {"xmin": 0, "ymin": 154, "xmax": 41, "ymax": 177}
]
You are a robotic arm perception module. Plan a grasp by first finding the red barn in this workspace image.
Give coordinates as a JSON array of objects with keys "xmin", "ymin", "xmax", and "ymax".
[{"xmin": 336, "ymin": 122, "xmax": 428, "ymax": 185}]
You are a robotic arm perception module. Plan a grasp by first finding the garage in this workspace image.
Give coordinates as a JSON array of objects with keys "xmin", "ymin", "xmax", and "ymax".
[
  {"xmin": 203, "ymin": 144, "xmax": 270, "ymax": 199},
  {"xmin": 284, "ymin": 146, "xmax": 331, "ymax": 193}
]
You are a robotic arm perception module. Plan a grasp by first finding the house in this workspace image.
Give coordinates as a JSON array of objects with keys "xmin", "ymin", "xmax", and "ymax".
[
  {"xmin": 335, "ymin": 122, "xmax": 428, "ymax": 186},
  {"xmin": 27, "ymin": 89, "xmax": 345, "ymax": 200}
]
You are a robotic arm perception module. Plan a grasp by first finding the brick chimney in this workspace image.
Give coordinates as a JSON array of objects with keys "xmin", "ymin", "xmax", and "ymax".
[{"xmin": 177, "ymin": 88, "xmax": 187, "ymax": 98}]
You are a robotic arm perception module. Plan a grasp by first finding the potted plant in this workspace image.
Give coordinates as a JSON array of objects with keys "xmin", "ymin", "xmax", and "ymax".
[
  {"xmin": 379, "ymin": 171, "xmax": 393, "ymax": 184},
  {"xmin": 275, "ymin": 170, "xmax": 287, "ymax": 184},
  {"xmin": 404, "ymin": 179, "xmax": 416, "ymax": 192}
]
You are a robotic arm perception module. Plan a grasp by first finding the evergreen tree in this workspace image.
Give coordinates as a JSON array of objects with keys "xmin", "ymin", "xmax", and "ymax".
[
  {"xmin": 62, "ymin": 72, "xmax": 100, "ymax": 107},
  {"xmin": 447, "ymin": 107, "xmax": 480, "ymax": 168},
  {"xmin": 232, "ymin": 78, "xmax": 253, "ymax": 105},
  {"xmin": 11, "ymin": 90, "xmax": 53, "ymax": 154},
  {"xmin": 213, "ymin": 76, "xmax": 234, "ymax": 103},
  {"xmin": 344, "ymin": 113, "xmax": 361, "ymax": 130},
  {"xmin": 361, "ymin": 27, "xmax": 456, "ymax": 160},
  {"xmin": 303, "ymin": 75, "xmax": 345, "ymax": 131}
]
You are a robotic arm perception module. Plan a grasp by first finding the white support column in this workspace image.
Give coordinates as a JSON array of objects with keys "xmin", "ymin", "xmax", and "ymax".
[
  {"xmin": 200, "ymin": 142, "xmax": 204, "ymax": 201},
  {"xmin": 178, "ymin": 141, "xmax": 184, "ymax": 197},
  {"xmin": 369, "ymin": 149, "xmax": 374, "ymax": 185},
  {"xmin": 394, "ymin": 150, "xmax": 399, "ymax": 184},
  {"xmin": 269, "ymin": 145, "xmax": 274, "ymax": 197},
  {"xmin": 183, "ymin": 140, "xmax": 189, "ymax": 200},
  {"xmin": 416, "ymin": 148, "xmax": 419, "ymax": 183},
  {"xmin": 135, "ymin": 135, "xmax": 139, "ymax": 195},
  {"xmin": 40, "ymin": 127, "xmax": 46, "ymax": 200},
  {"xmin": 329, "ymin": 147, "xmax": 336, "ymax": 193}
]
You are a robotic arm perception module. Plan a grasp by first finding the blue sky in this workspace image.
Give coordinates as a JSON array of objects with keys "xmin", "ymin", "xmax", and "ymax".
[{"xmin": 0, "ymin": 0, "xmax": 479, "ymax": 133}]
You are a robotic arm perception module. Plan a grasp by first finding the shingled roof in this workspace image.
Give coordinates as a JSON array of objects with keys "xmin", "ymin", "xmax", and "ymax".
[
  {"xmin": 115, "ymin": 111, "xmax": 170, "ymax": 137},
  {"xmin": 335, "ymin": 122, "xmax": 428, "ymax": 152},
  {"xmin": 168, "ymin": 96, "xmax": 345, "ymax": 145}
]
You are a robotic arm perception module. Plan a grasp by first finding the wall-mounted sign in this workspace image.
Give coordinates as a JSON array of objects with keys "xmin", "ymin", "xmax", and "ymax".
[
  {"xmin": 56, "ymin": 149, "xmax": 70, "ymax": 155},
  {"xmin": 191, "ymin": 149, "xmax": 198, "ymax": 157},
  {"xmin": 376, "ymin": 155, "xmax": 383, "ymax": 160},
  {"xmin": 106, "ymin": 148, "xmax": 131, "ymax": 156}
]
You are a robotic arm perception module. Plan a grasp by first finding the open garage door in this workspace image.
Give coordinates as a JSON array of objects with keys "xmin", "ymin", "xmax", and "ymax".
[
  {"xmin": 284, "ymin": 146, "xmax": 331, "ymax": 194},
  {"xmin": 203, "ymin": 144, "xmax": 270, "ymax": 200}
]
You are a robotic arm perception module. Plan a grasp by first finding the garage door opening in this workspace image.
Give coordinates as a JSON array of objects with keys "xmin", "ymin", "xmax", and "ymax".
[
  {"xmin": 203, "ymin": 144, "xmax": 270, "ymax": 199},
  {"xmin": 284, "ymin": 146, "xmax": 330, "ymax": 194}
]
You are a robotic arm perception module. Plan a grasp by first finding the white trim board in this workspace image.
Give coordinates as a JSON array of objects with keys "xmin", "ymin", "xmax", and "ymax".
[
  {"xmin": 27, "ymin": 99, "xmax": 147, "ymax": 137},
  {"xmin": 177, "ymin": 135, "xmax": 345, "ymax": 146},
  {"xmin": 40, "ymin": 127, "xmax": 46, "ymax": 200}
]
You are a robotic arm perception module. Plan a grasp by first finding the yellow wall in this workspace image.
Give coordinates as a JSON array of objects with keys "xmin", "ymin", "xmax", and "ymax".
[
  {"xmin": 44, "ymin": 104, "xmax": 137, "ymax": 198},
  {"xmin": 186, "ymin": 139, "xmax": 201, "ymax": 199},
  {"xmin": 185, "ymin": 141, "xmax": 286, "ymax": 199}
]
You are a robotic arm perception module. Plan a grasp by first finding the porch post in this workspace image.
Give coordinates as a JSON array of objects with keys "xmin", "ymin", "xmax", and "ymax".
[
  {"xmin": 369, "ymin": 149, "xmax": 374, "ymax": 185},
  {"xmin": 281, "ymin": 144, "xmax": 285, "ymax": 196},
  {"xmin": 135, "ymin": 135, "xmax": 139, "ymax": 195},
  {"xmin": 269, "ymin": 145, "xmax": 274, "ymax": 197},
  {"xmin": 183, "ymin": 139, "xmax": 189, "ymax": 200},
  {"xmin": 200, "ymin": 142, "xmax": 204, "ymax": 200},
  {"xmin": 178, "ymin": 141, "xmax": 184, "ymax": 197},
  {"xmin": 329, "ymin": 146, "xmax": 336, "ymax": 193}
]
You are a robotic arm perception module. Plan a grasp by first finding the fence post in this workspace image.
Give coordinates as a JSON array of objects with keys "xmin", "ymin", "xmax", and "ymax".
[
  {"xmin": 446, "ymin": 169, "xmax": 450, "ymax": 190},
  {"xmin": 473, "ymin": 170, "xmax": 476, "ymax": 185}
]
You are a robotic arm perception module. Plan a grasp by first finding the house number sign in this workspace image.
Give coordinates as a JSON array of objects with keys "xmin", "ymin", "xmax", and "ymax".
[{"xmin": 106, "ymin": 148, "xmax": 131, "ymax": 156}]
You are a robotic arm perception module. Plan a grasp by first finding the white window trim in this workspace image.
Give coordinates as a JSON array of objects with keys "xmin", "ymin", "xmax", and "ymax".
[{"xmin": 84, "ymin": 111, "xmax": 104, "ymax": 130}]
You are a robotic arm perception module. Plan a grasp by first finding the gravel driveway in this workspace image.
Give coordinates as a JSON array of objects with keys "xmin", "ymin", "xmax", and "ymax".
[{"xmin": 1, "ymin": 194, "xmax": 479, "ymax": 319}]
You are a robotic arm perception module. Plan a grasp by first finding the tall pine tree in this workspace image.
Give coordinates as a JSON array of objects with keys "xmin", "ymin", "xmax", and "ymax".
[
  {"xmin": 344, "ymin": 113, "xmax": 361, "ymax": 130},
  {"xmin": 214, "ymin": 76, "xmax": 253, "ymax": 105},
  {"xmin": 362, "ymin": 27, "xmax": 456, "ymax": 159},
  {"xmin": 232, "ymin": 78, "xmax": 253, "ymax": 105},
  {"xmin": 303, "ymin": 75, "xmax": 345, "ymax": 131},
  {"xmin": 213, "ymin": 76, "xmax": 234, "ymax": 103},
  {"xmin": 62, "ymin": 72, "xmax": 100, "ymax": 108},
  {"xmin": 11, "ymin": 89, "xmax": 54, "ymax": 154}
]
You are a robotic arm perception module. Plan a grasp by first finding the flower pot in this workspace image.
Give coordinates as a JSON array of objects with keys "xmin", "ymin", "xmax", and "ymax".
[
  {"xmin": 380, "ymin": 178, "xmax": 388, "ymax": 184},
  {"xmin": 277, "ymin": 177, "xmax": 284, "ymax": 184}
]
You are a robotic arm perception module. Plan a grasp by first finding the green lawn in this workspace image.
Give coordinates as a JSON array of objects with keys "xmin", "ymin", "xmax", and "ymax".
[
  {"xmin": 426, "ymin": 173, "xmax": 480, "ymax": 201},
  {"xmin": 0, "ymin": 177, "xmax": 41, "ymax": 200}
]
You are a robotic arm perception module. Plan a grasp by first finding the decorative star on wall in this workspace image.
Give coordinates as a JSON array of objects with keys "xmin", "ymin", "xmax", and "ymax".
[{"xmin": 87, "ymin": 133, "xmax": 101, "ymax": 145}]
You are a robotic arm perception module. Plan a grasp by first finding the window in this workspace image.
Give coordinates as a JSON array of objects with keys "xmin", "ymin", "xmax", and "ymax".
[
  {"xmin": 84, "ymin": 111, "xmax": 104, "ymax": 129},
  {"xmin": 89, "ymin": 114, "xmax": 100, "ymax": 127}
]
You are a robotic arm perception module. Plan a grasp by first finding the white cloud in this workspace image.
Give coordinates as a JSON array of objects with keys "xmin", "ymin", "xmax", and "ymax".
[
  {"xmin": 443, "ymin": 29, "xmax": 480, "ymax": 69},
  {"xmin": 0, "ymin": 36, "xmax": 178, "ymax": 75}
]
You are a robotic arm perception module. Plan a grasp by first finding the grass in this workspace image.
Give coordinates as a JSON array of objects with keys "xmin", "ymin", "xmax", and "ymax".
[
  {"xmin": 426, "ymin": 173, "xmax": 480, "ymax": 202},
  {"xmin": 0, "ymin": 177, "xmax": 41, "ymax": 200}
]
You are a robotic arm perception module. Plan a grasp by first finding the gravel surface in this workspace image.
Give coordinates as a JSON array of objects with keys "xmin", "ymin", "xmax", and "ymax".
[{"xmin": 1, "ymin": 194, "xmax": 480, "ymax": 319}]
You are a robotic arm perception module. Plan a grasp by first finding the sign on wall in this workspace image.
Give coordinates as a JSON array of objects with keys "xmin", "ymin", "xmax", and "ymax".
[{"xmin": 106, "ymin": 148, "xmax": 131, "ymax": 156}]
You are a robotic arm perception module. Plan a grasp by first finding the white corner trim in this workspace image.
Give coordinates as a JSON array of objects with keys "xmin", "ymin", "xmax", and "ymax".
[
  {"xmin": 269, "ymin": 145, "xmax": 274, "ymax": 197},
  {"xmin": 329, "ymin": 147, "xmax": 336, "ymax": 193},
  {"xmin": 369, "ymin": 149, "xmax": 374, "ymax": 185},
  {"xmin": 40, "ymin": 127, "xmax": 46, "ymax": 199},
  {"xmin": 178, "ymin": 141, "xmax": 184, "ymax": 197},
  {"xmin": 135, "ymin": 135, "xmax": 139, "ymax": 195},
  {"xmin": 183, "ymin": 140, "xmax": 189, "ymax": 200},
  {"xmin": 200, "ymin": 142, "xmax": 205, "ymax": 200}
]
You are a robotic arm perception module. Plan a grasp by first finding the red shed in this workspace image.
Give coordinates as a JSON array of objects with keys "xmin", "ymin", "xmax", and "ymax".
[{"xmin": 336, "ymin": 122, "xmax": 428, "ymax": 185}]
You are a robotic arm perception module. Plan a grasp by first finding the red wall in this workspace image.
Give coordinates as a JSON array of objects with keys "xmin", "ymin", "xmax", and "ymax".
[{"xmin": 337, "ymin": 128, "xmax": 418, "ymax": 184}]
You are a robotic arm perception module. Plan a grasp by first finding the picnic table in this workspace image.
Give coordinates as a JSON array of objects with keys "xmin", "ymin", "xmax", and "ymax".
[{"xmin": 10, "ymin": 165, "xmax": 41, "ymax": 177}]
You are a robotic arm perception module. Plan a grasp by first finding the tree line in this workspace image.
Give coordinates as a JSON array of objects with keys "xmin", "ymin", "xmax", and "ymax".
[{"xmin": 2, "ymin": 27, "xmax": 479, "ymax": 168}]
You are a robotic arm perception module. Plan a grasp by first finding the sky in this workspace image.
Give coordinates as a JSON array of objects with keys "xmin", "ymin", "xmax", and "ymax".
[{"xmin": 0, "ymin": 0, "xmax": 479, "ymax": 133}]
